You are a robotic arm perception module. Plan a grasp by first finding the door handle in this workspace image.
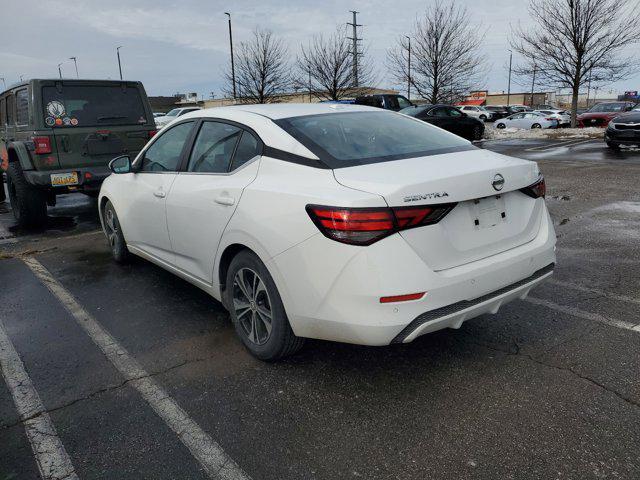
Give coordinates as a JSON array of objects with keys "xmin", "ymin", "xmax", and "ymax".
[
  {"xmin": 214, "ymin": 195, "xmax": 235, "ymax": 206},
  {"xmin": 153, "ymin": 189, "xmax": 166, "ymax": 198}
]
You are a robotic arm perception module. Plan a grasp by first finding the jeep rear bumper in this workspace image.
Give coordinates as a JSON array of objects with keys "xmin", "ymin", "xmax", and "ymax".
[{"xmin": 23, "ymin": 166, "xmax": 110, "ymax": 192}]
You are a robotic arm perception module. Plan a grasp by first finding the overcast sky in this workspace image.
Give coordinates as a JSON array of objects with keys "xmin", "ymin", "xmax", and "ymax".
[{"xmin": 1, "ymin": 0, "xmax": 638, "ymax": 98}]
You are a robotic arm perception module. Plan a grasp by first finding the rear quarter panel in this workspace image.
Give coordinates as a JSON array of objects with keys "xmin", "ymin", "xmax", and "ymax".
[{"xmin": 213, "ymin": 156, "xmax": 387, "ymax": 297}]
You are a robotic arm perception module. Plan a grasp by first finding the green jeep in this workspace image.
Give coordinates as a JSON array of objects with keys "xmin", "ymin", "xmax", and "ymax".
[{"xmin": 0, "ymin": 79, "xmax": 156, "ymax": 228}]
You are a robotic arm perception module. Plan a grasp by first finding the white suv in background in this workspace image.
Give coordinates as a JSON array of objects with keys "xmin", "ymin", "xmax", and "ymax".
[
  {"xmin": 100, "ymin": 104, "xmax": 556, "ymax": 360},
  {"xmin": 155, "ymin": 106, "xmax": 202, "ymax": 128},
  {"xmin": 459, "ymin": 105, "xmax": 495, "ymax": 121}
]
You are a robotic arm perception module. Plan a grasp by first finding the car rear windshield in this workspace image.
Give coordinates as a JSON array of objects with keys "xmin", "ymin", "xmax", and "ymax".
[
  {"xmin": 42, "ymin": 85, "xmax": 148, "ymax": 128},
  {"xmin": 276, "ymin": 111, "xmax": 473, "ymax": 168}
]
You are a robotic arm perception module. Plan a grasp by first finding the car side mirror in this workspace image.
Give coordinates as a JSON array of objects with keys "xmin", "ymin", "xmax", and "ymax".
[
  {"xmin": 109, "ymin": 155, "xmax": 131, "ymax": 174},
  {"xmin": 625, "ymin": 106, "xmax": 633, "ymax": 111}
]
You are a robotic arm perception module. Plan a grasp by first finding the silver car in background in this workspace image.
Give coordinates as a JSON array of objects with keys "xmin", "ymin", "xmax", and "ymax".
[
  {"xmin": 495, "ymin": 112, "xmax": 558, "ymax": 130},
  {"xmin": 535, "ymin": 110, "xmax": 571, "ymax": 127}
]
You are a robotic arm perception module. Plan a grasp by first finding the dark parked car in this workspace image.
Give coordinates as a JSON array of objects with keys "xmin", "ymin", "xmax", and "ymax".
[
  {"xmin": 354, "ymin": 94, "xmax": 413, "ymax": 111},
  {"xmin": 0, "ymin": 79, "xmax": 156, "ymax": 227},
  {"xmin": 577, "ymin": 102, "xmax": 635, "ymax": 128},
  {"xmin": 604, "ymin": 111, "xmax": 640, "ymax": 150},
  {"xmin": 484, "ymin": 105, "xmax": 510, "ymax": 120},
  {"xmin": 399, "ymin": 104, "xmax": 484, "ymax": 141}
]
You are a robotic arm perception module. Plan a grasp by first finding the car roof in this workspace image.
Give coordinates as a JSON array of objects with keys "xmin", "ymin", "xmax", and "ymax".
[{"xmin": 194, "ymin": 103, "xmax": 378, "ymax": 120}]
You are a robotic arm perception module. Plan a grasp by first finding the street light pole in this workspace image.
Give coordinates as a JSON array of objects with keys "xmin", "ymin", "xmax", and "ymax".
[
  {"xmin": 224, "ymin": 12, "xmax": 236, "ymax": 100},
  {"xmin": 507, "ymin": 50, "xmax": 512, "ymax": 107},
  {"xmin": 116, "ymin": 46, "xmax": 123, "ymax": 80},
  {"xmin": 0, "ymin": 78, "xmax": 5, "ymax": 90},
  {"xmin": 405, "ymin": 36, "xmax": 411, "ymax": 101},
  {"xmin": 69, "ymin": 57, "xmax": 79, "ymax": 78},
  {"xmin": 58, "ymin": 63, "xmax": 63, "ymax": 79}
]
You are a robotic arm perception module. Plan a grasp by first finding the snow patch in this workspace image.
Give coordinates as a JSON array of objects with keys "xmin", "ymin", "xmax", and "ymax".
[{"xmin": 485, "ymin": 127, "xmax": 604, "ymax": 141}]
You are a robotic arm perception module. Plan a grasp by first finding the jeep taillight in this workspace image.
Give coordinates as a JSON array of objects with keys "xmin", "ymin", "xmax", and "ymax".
[
  {"xmin": 32, "ymin": 136, "xmax": 52, "ymax": 155},
  {"xmin": 520, "ymin": 176, "xmax": 546, "ymax": 199},
  {"xmin": 306, "ymin": 203, "xmax": 457, "ymax": 246},
  {"xmin": 149, "ymin": 130, "xmax": 157, "ymax": 138}
]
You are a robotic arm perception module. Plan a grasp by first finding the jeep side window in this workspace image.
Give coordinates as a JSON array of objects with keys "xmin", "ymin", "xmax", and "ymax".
[
  {"xmin": 0, "ymin": 98, "xmax": 5, "ymax": 127},
  {"xmin": 16, "ymin": 89, "xmax": 29, "ymax": 126},
  {"xmin": 6, "ymin": 94, "xmax": 15, "ymax": 125}
]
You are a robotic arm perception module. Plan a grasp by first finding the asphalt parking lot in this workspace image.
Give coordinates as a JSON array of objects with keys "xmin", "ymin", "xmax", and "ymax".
[{"xmin": 1, "ymin": 137, "xmax": 639, "ymax": 480}]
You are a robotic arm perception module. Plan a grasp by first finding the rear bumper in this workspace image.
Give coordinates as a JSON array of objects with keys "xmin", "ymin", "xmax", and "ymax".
[
  {"xmin": 23, "ymin": 166, "xmax": 110, "ymax": 191},
  {"xmin": 391, "ymin": 263, "xmax": 553, "ymax": 343},
  {"xmin": 269, "ymin": 205, "xmax": 556, "ymax": 346}
]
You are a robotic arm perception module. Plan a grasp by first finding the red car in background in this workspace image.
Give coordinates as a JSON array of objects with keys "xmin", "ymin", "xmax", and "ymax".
[{"xmin": 577, "ymin": 102, "xmax": 636, "ymax": 128}]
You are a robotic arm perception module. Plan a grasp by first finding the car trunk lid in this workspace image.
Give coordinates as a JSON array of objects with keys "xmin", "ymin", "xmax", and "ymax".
[{"xmin": 333, "ymin": 149, "xmax": 544, "ymax": 270}]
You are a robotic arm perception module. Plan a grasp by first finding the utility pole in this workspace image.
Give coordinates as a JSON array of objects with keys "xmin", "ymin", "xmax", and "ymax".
[
  {"xmin": 347, "ymin": 11, "xmax": 362, "ymax": 88},
  {"xmin": 530, "ymin": 64, "xmax": 537, "ymax": 107},
  {"xmin": 224, "ymin": 12, "xmax": 236, "ymax": 100},
  {"xmin": 116, "ymin": 46, "xmax": 123, "ymax": 80},
  {"xmin": 586, "ymin": 71, "xmax": 593, "ymax": 108},
  {"xmin": 308, "ymin": 68, "xmax": 312, "ymax": 103},
  {"xmin": 57, "ymin": 63, "xmax": 63, "ymax": 79},
  {"xmin": 69, "ymin": 57, "xmax": 79, "ymax": 78},
  {"xmin": 406, "ymin": 38, "xmax": 412, "ymax": 101},
  {"xmin": 507, "ymin": 50, "xmax": 513, "ymax": 106}
]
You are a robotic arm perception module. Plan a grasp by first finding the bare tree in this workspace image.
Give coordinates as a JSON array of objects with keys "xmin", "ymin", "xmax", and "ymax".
[
  {"xmin": 387, "ymin": 1, "xmax": 486, "ymax": 104},
  {"xmin": 224, "ymin": 28, "xmax": 291, "ymax": 104},
  {"xmin": 511, "ymin": 0, "xmax": 639, "ymax": 126},
  {"xmin": 297, "ymin": 28, "xmax": 375, "ymax": 101}
]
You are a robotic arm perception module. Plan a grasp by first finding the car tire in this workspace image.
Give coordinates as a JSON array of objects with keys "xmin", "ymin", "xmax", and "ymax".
[
  {"xmin": 606, "ymin": 141, "xmax": 621, "ymax": 151},
  {"xmin": 472, "ymin": 125, "xmax": 484, "ymax": 141},
  {"xmin": 225, "ymin": 250, "xmax": 304, "ymax": 361},
  {"xmin": 531, "ymin": 123, "xmax": 542, "ymax": 129},
  {"xmin": 496, "ymin": 123, "xmax": 506, "ymax": 129},
  {"xmin": 479, "ymin": 114, "xmax": 487, "ymax": 121},
  {"xmin": 103, "ymin": 200, "xmax": 129, "ymax": 263},
  {"xmin": 6, "ymin": 162, "xmax": 47, "ymax": 228}
]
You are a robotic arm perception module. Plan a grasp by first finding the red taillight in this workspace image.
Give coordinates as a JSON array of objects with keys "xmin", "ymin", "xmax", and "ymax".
[
  {"xmin": 32, "ymin": 136, "xmax": 52, "ymax": 155},
  {"xmin": 149, "ymin": 129, "xmax": 157, "ymax": 138},
  {"xmin": 306, "ymin": 206, "xmax": 394, "ymax": 245},
  {"xmin": 520, "ymin": 176, "xmax": 546, "ymax": 199},
  {"xmin": 306, "ymin": 203, "xmax": 456, "ymax": 246},
  {"xmin": 380, "ymin": 292, "xmax": 426, "ymax": 303}
]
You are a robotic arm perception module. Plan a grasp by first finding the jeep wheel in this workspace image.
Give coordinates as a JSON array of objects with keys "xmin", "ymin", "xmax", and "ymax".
[{"xmin": 6, "ymin": 163, "xmax": 47, "ymax": 228}]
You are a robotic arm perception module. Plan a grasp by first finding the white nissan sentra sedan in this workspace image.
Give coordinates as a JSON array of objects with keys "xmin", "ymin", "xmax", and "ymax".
[{"xmin": 99, "ymin": 103, "xmax": 555, "ymax": 360}]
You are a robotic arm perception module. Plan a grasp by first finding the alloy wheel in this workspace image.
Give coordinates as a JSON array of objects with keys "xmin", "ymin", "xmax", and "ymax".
[
  {"xmin": 233, "ymin": 268, "xmax": 273, "ymax": 345},
  {"xmin": 104, "ymin": 207, "xmax": 119, "ymax": 252}
]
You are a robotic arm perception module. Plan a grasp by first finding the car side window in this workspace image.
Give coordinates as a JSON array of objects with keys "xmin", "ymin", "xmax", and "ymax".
[
  {"xmin": 188, "ymin": 121, "xmax": 242, "ymax": 173},
  {"xmin": 231, "ymin": 131, "xmax": 261, "ymax": 171},
  {"xmin": 433, "ymin": 107, "xmax": 450, "ymax": 117},
  {"xmin": 448, "ymin": 108, "xmax": 463, "ymax": 117},
  {"xmin": 511, "ymin": 113, "xmax": 524, "ymax": 119},
  {"xmin": 15, "ymin": 89, "xmax": 29, "ymax": 125},
  {"xmin": 396, "ymin": 96, "xmax": 412, "ymax": 109},
  {"xmin": 141, "ymin": 121, "xmax": 193, "ymax": 172},
  {"xmin": 6, "ymin": 94, "xmax": 15, "ymax": 125}
]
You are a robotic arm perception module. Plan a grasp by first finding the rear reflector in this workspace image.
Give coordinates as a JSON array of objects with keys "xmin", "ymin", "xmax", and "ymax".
[
  {"xmin": 32, "ymin": 136, "xmax": 52, "ymax": 155},
  {"xmin": 149, "ymin": 129, "xmax": 157, "ymax": 138},
  {"xmin": 519, "ymin": 175, "xmax": 546, "ymax": 199},
  {"xmin": 380, "ymin": 292, "xmax": 426, "ymax": 303},
  {"xmin": 306, "ymin": 203, "xmax": 456, "ymax": 246}
]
